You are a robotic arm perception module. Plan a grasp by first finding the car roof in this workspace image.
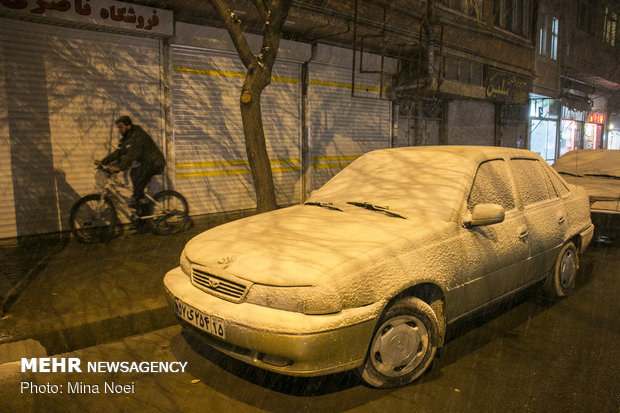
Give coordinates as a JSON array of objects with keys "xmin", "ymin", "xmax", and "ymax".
[
  {"xmin": 553, "ymin": 149, "xmax": 620, "ymax": 177},
  {"xmin": 363, "ymin": 145, "xmax": 538, "ymax": 164}
]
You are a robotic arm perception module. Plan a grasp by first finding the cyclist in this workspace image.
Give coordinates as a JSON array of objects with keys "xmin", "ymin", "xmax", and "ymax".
[{"xmin": 95, "ymin": 116, "xmax": 165, "ymax": 214}]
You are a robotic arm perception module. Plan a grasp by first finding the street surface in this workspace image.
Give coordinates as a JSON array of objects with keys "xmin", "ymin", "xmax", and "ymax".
[{"xmin": 0, "ymin": 232, "xmax": 618, "ymax": 412}]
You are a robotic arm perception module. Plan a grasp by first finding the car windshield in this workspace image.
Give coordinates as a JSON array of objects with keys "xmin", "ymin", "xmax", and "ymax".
[
  {"xmin": 307, "ymin": 148, "xmax": 474, "ymax": 222},
  {"xmin": 553, "ymin": 150, "xmax": 620, "ymax": 178}
]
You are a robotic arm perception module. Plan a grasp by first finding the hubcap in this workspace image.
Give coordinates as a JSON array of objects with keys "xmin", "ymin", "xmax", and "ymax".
[
  {"xmin": 559, "ymin": 249, "xmax": 576, "ymax": 289},
  {"xmin": 370, "ymin": 315, "xmax": 429, "ymax": 377}
]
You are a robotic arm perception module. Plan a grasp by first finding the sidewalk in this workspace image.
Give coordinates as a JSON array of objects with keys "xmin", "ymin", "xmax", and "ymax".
[{"xmin": 0, "ymin": 210, "xmax": 254, "ymax": 363}]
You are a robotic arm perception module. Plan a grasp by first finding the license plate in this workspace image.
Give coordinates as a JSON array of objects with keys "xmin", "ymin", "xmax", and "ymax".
[{"xmin": 174, "ymin": 298, "xmax": 226, "ymax": 339}]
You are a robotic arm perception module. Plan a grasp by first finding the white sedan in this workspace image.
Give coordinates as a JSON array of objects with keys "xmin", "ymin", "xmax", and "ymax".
[{"xmin": 164, "ymin": 146, "xmax": 593, "ymax": 388}]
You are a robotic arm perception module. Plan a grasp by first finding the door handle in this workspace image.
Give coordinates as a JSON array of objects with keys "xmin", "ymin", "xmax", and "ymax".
[
  {"xmin": 518, "ymin": 225, "xmax": 529, "ymax": 240},
  {"xmin": 557, "ymin": 215, "xmax": 566, "ymax": 224}
]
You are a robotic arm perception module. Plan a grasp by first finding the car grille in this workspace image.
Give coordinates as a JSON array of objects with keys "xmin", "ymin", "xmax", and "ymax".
[{"xmin": 191, "ymin": 268, "xmax": 249, "ymax": 302}]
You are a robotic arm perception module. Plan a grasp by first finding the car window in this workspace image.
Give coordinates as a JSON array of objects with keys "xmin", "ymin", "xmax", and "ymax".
[
  {"xmin": 510, "ymin": 158, "xmax": 550, "ymax": 206},
  {"xmin": 543, "ymin": 165, "xmax": 570, "ymax": 196},
  {"xmin": 468, "ymin": 160, "xmax": 516, "ymax": 211},
  {"xmin": 539, "ymin": 162, "xmax": 559, "ymax": 198}
]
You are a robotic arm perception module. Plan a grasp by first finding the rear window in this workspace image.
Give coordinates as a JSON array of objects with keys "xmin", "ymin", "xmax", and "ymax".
[{"xmin": 510, "ymin": 159, "xmax": 551, "ymax": 206}]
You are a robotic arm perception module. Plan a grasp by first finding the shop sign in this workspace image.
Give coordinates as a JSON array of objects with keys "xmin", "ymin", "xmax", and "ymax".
[
  {"xmin": 588, "ymin": 112, "xmax": 605, "ymax": 124},
  {"xmin": 0, "ymin": 0, "xmax": 173, "ymax": 36},
  {"xmin": 484, "ymin": 67, "xmax": 532, "ymax": 104}
]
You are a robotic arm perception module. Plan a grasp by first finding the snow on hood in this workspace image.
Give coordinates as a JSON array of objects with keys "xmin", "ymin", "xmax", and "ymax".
[
  {"xmin": 183, "ymin": 205, "xmax": 451, "ymax": 287},
  {"xmin": 553, "ymin": 150, "xmax": 620, "ymax": 178}
]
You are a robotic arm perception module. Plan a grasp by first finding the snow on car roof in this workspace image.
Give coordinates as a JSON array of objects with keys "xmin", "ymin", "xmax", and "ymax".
[
  {"xmin": 553, "ymin": 149, "xmax": 620, "ymax": 178},
  {"xmin": 307, "ymin": 146, "xmax": 532, "ymax": 221}
]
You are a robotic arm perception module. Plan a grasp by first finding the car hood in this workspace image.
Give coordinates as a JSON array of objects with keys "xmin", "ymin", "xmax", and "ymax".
[{"xmin": 183, "ymin": 204, "xmax": 452, "ymax": 287}]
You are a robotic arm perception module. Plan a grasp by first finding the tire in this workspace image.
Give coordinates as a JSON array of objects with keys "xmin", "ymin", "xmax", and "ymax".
[
  {"xmin": 148, "ymin": 190, "xmax": 189, "ymax": 235},
  {"xmin": 357, "ymin": 296, "xmax": 440, "ymax": 388},
  {"xmin": 543, "ymin": 241, "xmax": 578, "ymax": 297},
  {"xmin": 70, "ymin": 194, "xmax": 118, "ymax": 243}
]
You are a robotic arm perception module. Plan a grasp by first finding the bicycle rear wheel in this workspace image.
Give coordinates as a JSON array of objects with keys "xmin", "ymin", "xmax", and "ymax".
[
  {"xmin": 70, "ymin": 194, "xmax": 118, "ymax": 243},
  {"xmin": 148, "ymin": 190, "xmax": 189, "ymax": 235}
]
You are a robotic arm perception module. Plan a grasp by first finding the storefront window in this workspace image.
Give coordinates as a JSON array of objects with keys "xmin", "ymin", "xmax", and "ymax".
[
  {"xmin": 529, "ymin": 98, "xmax": 560, "ymax": 163},
  {"xmin": 560, "ymin": 120, "xmax": 580, "ymax": 156},
  {"xmin": 608, "ymin": 129, "xmax": 620, "ymax": 150},
  {"xmin": 530, "ymin": 98, "xmax": 559, "ymax": 118},
  {"xmin": 584, "ymin": 123, "xmax": 602, "ymax": 149},
  {"xmin": 584, "ymin": 112, "xmax": 606, "ymax": 150},
  {"xmin": 530, "ymin": 119, "xmax": 557, "ymax": 163}
]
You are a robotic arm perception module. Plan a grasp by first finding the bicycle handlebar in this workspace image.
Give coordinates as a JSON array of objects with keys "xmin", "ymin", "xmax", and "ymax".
[{"xmin": 96, "ymin": 164, "xmax": 121, "ymax": 174}]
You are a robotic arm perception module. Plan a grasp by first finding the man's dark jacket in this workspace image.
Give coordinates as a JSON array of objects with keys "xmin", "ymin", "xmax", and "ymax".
[{"xmin": 102, "ymin": 125, "xmax": 165, "ymax": 171}]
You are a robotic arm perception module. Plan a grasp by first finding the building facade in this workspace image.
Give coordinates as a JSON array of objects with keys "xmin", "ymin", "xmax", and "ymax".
[
  {"xmin": 530, "ymin": 0, "xmax": 619, "ymax": 163},
  {"xmin": 0, "ymin": 0, "xmax": 617, "ymax": 240}
]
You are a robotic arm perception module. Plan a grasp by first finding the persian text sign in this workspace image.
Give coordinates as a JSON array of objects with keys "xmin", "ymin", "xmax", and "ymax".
[
  {"xmin": 484, "ymin": 67, "xmax": 532, "ymax": 104},
  {"xmin": 0, "ymin": 0, "xmax": 173, "ymax": 36}
]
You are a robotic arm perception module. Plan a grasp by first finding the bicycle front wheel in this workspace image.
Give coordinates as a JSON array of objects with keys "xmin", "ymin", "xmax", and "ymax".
[
  {"xmin": 70, "ymin": 194, "xmax": 118, "ymax": 243},
  {"xmin": 148, "ymin": 190, "xmax": 189, "ymax": 235}
]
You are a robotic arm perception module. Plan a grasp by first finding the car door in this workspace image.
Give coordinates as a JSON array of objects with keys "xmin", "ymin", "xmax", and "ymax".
[
  {"xmin": 460, "ymin": 159, "xmax": 531, "ymax": 314},
  {"xmin": 510, "ymin": 158, "xmax": 567, "ymax": 282}
]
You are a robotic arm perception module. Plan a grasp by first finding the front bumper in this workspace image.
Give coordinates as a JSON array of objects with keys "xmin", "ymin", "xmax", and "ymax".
[{"xmin": 163, "ymin": 267, "xmax": 382, "ymax": 376}]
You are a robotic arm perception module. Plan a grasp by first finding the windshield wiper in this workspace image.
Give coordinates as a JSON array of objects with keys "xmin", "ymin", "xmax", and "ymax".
[
  {"xmin": 346, "ymin": 202, "xmax": 407, "ymax": 219},
  {"xmin": 558, "ymin": 171, "xmax": 583, "ymax": 177},
  {"xmin": 583, "ymin": 173, "xmax": 620, "ymax": 179},
  {"xmin": 304, "ymin": 201, "xmax": 343, "ymax": 211}
]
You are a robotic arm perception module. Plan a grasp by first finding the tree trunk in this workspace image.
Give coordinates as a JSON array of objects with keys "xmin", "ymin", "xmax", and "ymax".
[
  {"xmin": 241, "ymin": 73, "xmax": 277, "ymax": 212},
  {"xmin": 207, "ymin": 0, "xmax": 292, "ymax": 213}
]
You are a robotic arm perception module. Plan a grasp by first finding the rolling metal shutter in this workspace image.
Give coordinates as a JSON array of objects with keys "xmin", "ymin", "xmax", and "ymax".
[
  {"xmin": 171, "ymin": 45, "xmax": 301, "ymax": 215},
  {"xmin": 0, "ymin": 44, "xmax": 16, "ymax": 239},
  {"xmin": 308, "ymin": 62, "xmax": 391, "ymax": 191},
  {"xmin": 0, "ymin": 18, "xmax": 163, "ymax": 238}
]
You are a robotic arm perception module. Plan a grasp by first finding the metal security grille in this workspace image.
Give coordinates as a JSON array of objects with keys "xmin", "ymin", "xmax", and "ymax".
[
  {"xmin": 171, "ymin": 45, "xmax": 302, "ymax": 216},
  {"xmin": 0, "ymin": 17, "xmax": 163, "ymax": 238},
  {"xmin": 191, "ymin": 268, "xmax": 249, "ymax": 303},
  {"xmin": 308, "ymin": 62, "xmax": 391, "ymax": 192}
]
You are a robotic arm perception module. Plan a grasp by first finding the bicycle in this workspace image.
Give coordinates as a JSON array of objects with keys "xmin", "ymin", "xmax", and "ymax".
[{"xmin": 70, "ymin": 164, "xmax": 189, "ymax": 243}]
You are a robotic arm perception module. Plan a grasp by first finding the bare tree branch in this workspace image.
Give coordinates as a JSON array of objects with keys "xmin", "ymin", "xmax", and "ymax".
[
  {"xmin": 259, "ymin": 0, "xmax": 293, "ymax": 70},
  {"xmin": 208, "ymin": 0, "xmax": 257, "ymax": 69},
  {"xmin": 251, "ymin": 0, "xmax": 269, "ymax": 21}
]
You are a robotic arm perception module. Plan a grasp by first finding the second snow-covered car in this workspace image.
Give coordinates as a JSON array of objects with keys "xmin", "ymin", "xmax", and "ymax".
[
  {"xmin": 164, "ymin": 146, "xmax": 593, "ymax": 388},
  {"xmin": 554, "ymin": 149, "xmax": 620, "ymax": 240}
]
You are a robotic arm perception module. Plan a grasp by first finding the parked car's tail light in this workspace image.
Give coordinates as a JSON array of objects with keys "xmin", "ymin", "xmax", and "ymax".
[
  {"xmin": 180, "ymin": 250, "xmax": 191, "ymax": 276},
  {"xmin": 245, "ymin": 284, "xmax": 342, "ymax": 315}
]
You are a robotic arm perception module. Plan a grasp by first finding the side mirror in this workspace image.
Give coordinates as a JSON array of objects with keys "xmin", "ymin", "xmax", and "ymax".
[{"xmin": 464, "ymin": 203, "xmax": 505, "ymax": 227}]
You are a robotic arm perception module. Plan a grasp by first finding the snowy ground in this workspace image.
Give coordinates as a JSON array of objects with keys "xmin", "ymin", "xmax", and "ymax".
[{"xmin": 0, "ymin": 236, "xmax": 617, "ymax": 412}]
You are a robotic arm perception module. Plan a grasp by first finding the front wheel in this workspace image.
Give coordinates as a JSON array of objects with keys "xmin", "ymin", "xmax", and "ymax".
[
  {"xmin": 357, "ymin": 296, "xmax": 439, "ymax": 388},
  {"xmin": 148, "ymin": 190, "xmax": 189, "ymax": 235},
  {"xmin": 70, "ymin": 194, "xmax": 118, "ymax": 243},
  {"xmin": 543, "ymin": 241, "xmax": 578, "ymax": 297}
]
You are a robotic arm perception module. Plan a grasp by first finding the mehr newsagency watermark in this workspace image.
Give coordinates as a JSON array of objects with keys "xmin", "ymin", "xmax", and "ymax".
[{"xmin": 19, "ymin": 357, "xmax": 188, "ymax": 395}]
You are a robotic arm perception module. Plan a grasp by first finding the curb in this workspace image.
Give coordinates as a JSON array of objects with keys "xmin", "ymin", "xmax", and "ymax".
[{"xmin": 0, "ymin": 304, "xmax": 176, "ymax": 362}]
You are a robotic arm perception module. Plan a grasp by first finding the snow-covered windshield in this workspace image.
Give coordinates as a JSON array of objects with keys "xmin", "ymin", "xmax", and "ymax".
[
  {"xmin": 307, "ymin": 148, "xmax": 474, "ymax": 222},
  {"xmin": 553, "ymin": 150, "xmax": 620, "ymax": 178}
]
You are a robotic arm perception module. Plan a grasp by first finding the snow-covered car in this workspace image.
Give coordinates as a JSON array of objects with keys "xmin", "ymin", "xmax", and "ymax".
[
  {"xmin": 553, "ymin": 149, "xmax": 620, "ymax": 240},
  {"xmin": 164, "ymin": 146, "xmax": 593, "ymax": 388}
]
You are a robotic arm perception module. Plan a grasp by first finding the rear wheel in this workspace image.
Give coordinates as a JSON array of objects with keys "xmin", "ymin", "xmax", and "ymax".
[
  {"xmin": 70, "ymin": 194, "xmax": 118, "ymax": 243},
  {"xmin": 543, "ymin": 241, "xmax": 578, "ymax": 297},
  {"xmin": 357, "ymin": 296, "xmax": 439, "ymax": 388},
  {"xmin": 148, "ymin": 190, "xmax": 189, "ymax": 235}
]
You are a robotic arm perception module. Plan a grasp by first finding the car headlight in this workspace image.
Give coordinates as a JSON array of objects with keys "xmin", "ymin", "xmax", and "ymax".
[
  {"xmin": 245, "ymin": 284, "xmax": 342, "ymax": 315},
  {"xmin": 180, "ymin": 251, "xmax": 191, "ymax": 276}
]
